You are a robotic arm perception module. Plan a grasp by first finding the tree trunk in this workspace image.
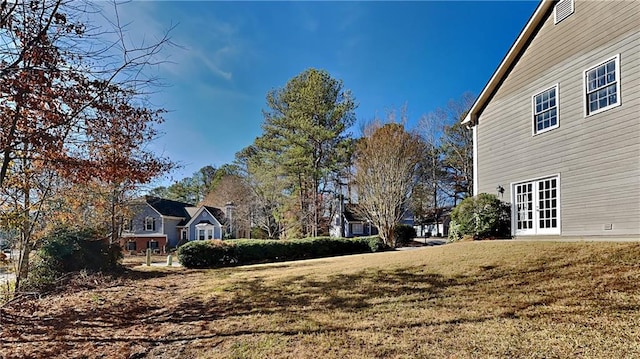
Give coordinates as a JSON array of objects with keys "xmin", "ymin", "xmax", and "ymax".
[{"xmin": 14, "ymin": 179, "xmax": 32, "ymax": 293}]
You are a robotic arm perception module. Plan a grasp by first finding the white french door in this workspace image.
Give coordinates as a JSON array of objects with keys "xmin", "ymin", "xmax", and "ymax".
[{"xmin": 513, "ymin": 176, "xmax": 560, "ymax": 235}]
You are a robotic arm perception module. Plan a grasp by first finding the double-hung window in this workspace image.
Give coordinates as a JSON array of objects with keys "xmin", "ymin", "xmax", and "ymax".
[
  {"xmin": 533, "ymin": 85, "xmax": 559, "ymax": 135},
  {"xmin": 145, "ymin": 217, "xmax": 155, "ymax": 231},
  {"xmin": 585, "ymin": 55, "xmax": 620, "ymax": 116}
]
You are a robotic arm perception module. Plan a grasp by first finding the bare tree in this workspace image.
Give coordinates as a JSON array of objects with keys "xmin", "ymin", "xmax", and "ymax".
[
  {"xmin": 440, "ymin": 93, "xmax": 475, "ymax": 201},
  {"xmin": 201, "ymin": 174, "xmax": 253, "ymax": 239},
  {"xmin": 354, "ymin": 121, "xmax": 424, "ymax": 247},
  {"xmin": 0, "ymin": 0, "xmax": 174, "ymax": 294},
  {"xmin": 414, "ymin": 93, "xmax": 475, "ymax": 234},
  {"xmin": 0, "ymin": 0, "xmax": 174, "ymax": 188}
]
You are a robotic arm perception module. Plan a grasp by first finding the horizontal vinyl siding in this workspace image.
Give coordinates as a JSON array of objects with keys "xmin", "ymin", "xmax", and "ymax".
[
  {"xmin": 477, "ymin": 0, "xmax": 640, "ymax": 236},
  {"xmin": 164, "ymin": 218, "xmax": 182, "ymax": 247}
]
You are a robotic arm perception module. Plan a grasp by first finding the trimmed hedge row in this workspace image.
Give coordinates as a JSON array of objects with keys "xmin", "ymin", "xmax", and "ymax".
[{"xmin": 177, "ymin": 236, "xmax": 387, "ymax": 269}]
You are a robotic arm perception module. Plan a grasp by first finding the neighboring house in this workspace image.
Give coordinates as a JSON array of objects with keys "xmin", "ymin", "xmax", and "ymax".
[
  {"xmin": 463, "ymin": 0, "xmax": 639, "ymax": 237},
  {"xmin": 330, "ymin": 203, "xmax": 378, "ymax": 238},
  {"xmin": 120, "ymin": 196, "xmax": 226, "ymax": 253},
  {"xmin": 330, "ymin": 199, "xmax": 415, "ymax": 238},
  {"xmin": 414, "ymin": 207, "xmax": 453, "ymax": 238}
]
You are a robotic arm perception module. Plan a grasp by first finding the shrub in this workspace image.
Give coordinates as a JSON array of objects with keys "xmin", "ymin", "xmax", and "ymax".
[
  {"xmin": 250, "ymin": 227, "xmax": 269, "ymax": 239},
  {"xmin": 177, "ymin": 240, "xmax": 236, "ymax": 268},
  {"xmin": 358, "ymin": 235, "xmax": 389, "ymax": 252},
  {"xmin": 177, "ymin": 236, "xmax": 389, "ymax": 269},
  {"xmin": 393, "ymin": 224, "xmax": 417, "ymax": 246},
  {"xmin": 449, "ymin": 193, "xmax": 511, "ymax": 241},
  {"xmin": 26, "ymin": 227, "xmax": 122, "ymax": 290}
]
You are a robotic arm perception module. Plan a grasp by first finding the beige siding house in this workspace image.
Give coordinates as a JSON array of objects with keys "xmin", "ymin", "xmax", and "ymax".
[{"xmin": 463, "ymin": 0, "xmax": 639, "ymax": 238}]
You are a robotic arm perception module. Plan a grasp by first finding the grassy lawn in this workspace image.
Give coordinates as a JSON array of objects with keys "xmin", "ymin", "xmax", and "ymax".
[{"xmin": 1, "ymin": 241, "xmax": 640, "ymax": 358}]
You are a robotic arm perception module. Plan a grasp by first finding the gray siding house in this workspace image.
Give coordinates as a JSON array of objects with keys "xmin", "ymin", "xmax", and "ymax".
[
  {"xmin": 463, "ymin": 0, "xmax": 639, "ymax": 238},
  {"xmin": 329, "ymin": 203, "xmax": 378, "ymax": 238},
  {"xmin": 120, "ymin": 196, "xmax": 226, "ymax": 253}
]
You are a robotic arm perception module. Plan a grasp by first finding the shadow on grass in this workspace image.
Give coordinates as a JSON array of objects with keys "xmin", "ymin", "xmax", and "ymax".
[
  {"xmin": 0, "ymin": 267, "xmax": 461, "ymax": 344},
  {"xmin": 3, "ymin": 243, "xmax": 640, "ymax": 351}
]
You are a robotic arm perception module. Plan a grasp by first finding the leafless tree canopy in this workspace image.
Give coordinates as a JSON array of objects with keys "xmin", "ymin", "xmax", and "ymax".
[{"xmin": 354, "ymin": 122, "xmax": 424, "ymax": 247}]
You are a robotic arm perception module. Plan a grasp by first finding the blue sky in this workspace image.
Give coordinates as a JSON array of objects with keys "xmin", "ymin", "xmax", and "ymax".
[{"xmin": 107, "ymin": 1, "xmax": 539, "ymax": 185}]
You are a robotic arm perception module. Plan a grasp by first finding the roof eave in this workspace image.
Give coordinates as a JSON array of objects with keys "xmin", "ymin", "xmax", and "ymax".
[{"xmin": 463, "ymin": 0, "xmax": 554, "ymax": 127}]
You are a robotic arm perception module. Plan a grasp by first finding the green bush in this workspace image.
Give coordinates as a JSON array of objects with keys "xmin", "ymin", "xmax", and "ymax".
[
  {"xmin": 177, "ymin": 236, "xmax": 389, "ymax": 269},
  {"xmin": 393, "ymin": 224, "xmax": 417, "ymax": 246},
  {"xmin": 27, "ymin": 227, "xmax": 122, "ymax": 290},
  {"xmin": 357, "ymin": 235, "xmax": 388, "ymax": 253},
  {"xmin": 176, "ymin": 240, "xmax": 236, "ymax": 268},
  {"xmin": 250, "ymin": 227, "xmax": 269, "ymax": 239},
  {"xmin": 449, "ymin": 193, "xmax": 511, "ymax": 241}
]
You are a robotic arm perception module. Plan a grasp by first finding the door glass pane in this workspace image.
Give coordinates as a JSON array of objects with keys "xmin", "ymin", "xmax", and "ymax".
[
  {"xmin": 515, "ymin": 183, "xmax": 534, "ymax": 232},
  {"xmin": 538, "ymin": 179, "xmax": 559, "ymax": 230}
]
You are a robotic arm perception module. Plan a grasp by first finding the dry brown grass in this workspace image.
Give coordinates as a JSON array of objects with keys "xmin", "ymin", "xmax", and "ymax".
[
  {"xmin": 121, "ymin": 254, "xmax": 174, "ymax": 267},
  {"xmin": 1, "ymin": 241, "xmax": 640, "ymax": 358}
]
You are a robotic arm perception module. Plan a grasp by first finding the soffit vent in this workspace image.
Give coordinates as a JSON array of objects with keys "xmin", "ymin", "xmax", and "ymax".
[{"xmin": 554, "ymin": 0, "xmax": 574, "ymax": 24}]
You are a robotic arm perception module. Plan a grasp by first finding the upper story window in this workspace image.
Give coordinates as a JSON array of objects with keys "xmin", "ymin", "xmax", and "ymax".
[
  {"xmin": 532, "ymin": 85, "xmax": 559, "ymax": 135},
  {"xmin": 144, "ymin": 217, "xmax": 156, "ymax": 231},
  {"xmin": 122, "ymin": 219, "xmax": 132, "ymax": 232},
  {"xmin": 585, "ymin": 55, "xmax": 620, "ymax": 116},
  {"xmin": 554, "ymin": 0, "xmax": 574, "ymax": 24}
]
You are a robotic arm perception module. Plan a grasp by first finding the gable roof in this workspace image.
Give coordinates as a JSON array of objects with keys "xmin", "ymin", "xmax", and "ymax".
[
  {"xmin": 145, "ymin": 196, "xmax": 193, "ymax": 218},
  {"xmin": 463, "ymin": 0, "xmax": 554, "ymax": 126},
  {"xmin": 183, "ymin": 206, "xmax": 226, "ymax": 228},
  {"xmin": 344, "ymin": 204, "xmax": 367, "ymax": 223},
  {"xmin": 204, "ymin": 206, "xmax": 226, "ymax": 224},
  {"xmin": 141, "ymin": 196, "xmax": 226, "ymax": 227}
]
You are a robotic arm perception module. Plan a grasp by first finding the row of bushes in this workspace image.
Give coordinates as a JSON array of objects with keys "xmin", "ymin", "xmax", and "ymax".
[{"xmin": 177, "ymin": 236, "xmax": 387, "ymax": 269}]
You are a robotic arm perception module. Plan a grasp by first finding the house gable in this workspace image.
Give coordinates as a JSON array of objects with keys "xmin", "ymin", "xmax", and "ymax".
[
  {"xmin": 125, "ymin": 202, "xmax": 163, "ymax": 236},
  {"xmin": 184, "ymin": 206, "xmax": 224, "ymax": 240}
]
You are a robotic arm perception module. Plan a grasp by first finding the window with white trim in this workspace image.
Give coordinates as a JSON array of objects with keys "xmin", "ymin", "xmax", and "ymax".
[
  {"xmin": 585, "ymin": 55, "xmax": 620, "ymax": 116},
  {"xmin": 144, "ymin": 217, "xmax": 155, "ymax": 231},
  {"xmin": 532, "ymin": 85, "xmax": 558, "ymax": 134},
  {"xmin": 352, "ymin": 223, "xmax": 364, "ymax": 235}
]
